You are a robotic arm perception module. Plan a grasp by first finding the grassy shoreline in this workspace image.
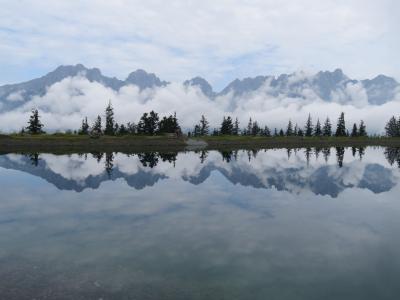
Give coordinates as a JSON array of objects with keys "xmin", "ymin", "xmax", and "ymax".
[{"xmin": 1, "ymin": 134, "xmax": 400, "ymax": 153}]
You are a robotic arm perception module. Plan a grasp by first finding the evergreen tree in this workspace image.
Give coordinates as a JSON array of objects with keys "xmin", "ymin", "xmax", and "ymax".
[
  {"xmin": 114, "ymin": 123, "xmax": 119, "ymax": 134},
  {"xmin": 279, "ymin": 129, "xmax": 285, "ymax": 136},
  {"xmin": 323, "ymin": 117, "xmax": 332, "ymax": 136},
  {"xmin": 294, "ymin": 124, "xmax": 298, "ymax": 136},
  {"xmin": 220, "ymin": 116, "xmax": 234, "ymax": 135},
  {"xmin": 335, "ymin": 112, "xmax": 347, "ymax": 137},
  {"xmin": 274, "ymin": 128, "xmax": 278, "ymax": 137},
  {"xmin": 397, "ymin": 117, "xmax": 400, "ymax": 136},
  {"xmin": 251, "ymin": 121, "xmax": 260, "ymax": 136},
  {"xmin": 199, "ymin": 115, "xmax": 209, "ymax": 135},
  {"xmin": 263, "ymin": 126, "xmax": 271, "ymax": 137},
  {"xmin": 79, "ymin": 117, "xmax": 89, "ymax": 135},
  {"xmin": 193, "ymin": 124, "xmax": 201, "ymax": 136},
  {"xmin": 314, "ymin": 119, "xmax": 322, "ymax": 136},
  {"xmin": 26, "ymin": 109, "xmax": 44, "ymax": 134},
  {"xmin": 91, "ymin": 115, "xmax": 102, "ymax": 136},
  {"xmin": 118, "ymin": 124, "xmax": 128, "ymax": 135},
  {"xmin": 385, "ymin": 116, "xmax": 398, "ymax": 137},
  {"xmin": 159, "ymin": 113, "xmax": 181, "ymax": 133},
  {"xmin": 351, "ymin": 123, "xmax": 358, "ymax": 137},
  {"xmin": 286, "ymin": 120, "xmax": 293, "ymax": 136},
  {"xmin": 297, "ymin": 128, "xmax": 304, "ymax": 136},
  {"xmin": 359, "ymin": 120, "xmax": 367, "ymax": 137},
  {"xmin": 104, "ymin": 101, "xmax": 115, "ymax": 135},
  {"xmin": 127, "ymin": 122, "xmax": 137, "ymax": 134},
  {"xmin": 137, "ymin": 111, "xmax": 159, "ymax": 135},
  {"xmin": 305, "ymin": 114, "xmax": 313, "ymax": 137},
  {"xmin": 246, "ymin": 118, "xmax": 253, "ymax": 136},
  {"xmin": 233, "ymin": 117, "xmax": 240, "ymax": 135}
]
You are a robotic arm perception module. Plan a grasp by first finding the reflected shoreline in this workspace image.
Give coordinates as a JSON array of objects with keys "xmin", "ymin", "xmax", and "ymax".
[
  {"xmin": 23, "ymin": 146, "xmax": 400, "ymax": 170},
  {"xmin": 1, "ymin": 147, "xmax": 399, "ymax": 197}
]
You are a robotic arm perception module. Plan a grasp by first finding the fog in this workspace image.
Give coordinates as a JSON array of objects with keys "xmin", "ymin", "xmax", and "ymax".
[{"xmin": 0, "ymin": 74, "xmax": 399, "ymax": 134}]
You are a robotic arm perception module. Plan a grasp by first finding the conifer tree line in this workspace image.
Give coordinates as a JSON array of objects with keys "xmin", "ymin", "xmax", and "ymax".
[
  {"xmin": 190, "ymin": 112, "xmax": 368, "ymax": 138},
  {"xmin": 21, "ymin": 104, "xmax": 400, "ymax": 138},
  {"xmin": 77, "ymin": 102, "xmax": 181, "ymax": 136}
]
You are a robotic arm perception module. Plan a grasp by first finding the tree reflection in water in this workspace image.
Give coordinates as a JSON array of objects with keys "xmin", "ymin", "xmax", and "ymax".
[
  {"xmin": 22, "ymin": 146, "xmax": 400, "ymax": 174},
  {"xmin": 384, "ymin": 147, "xmax": 400, "ymax": 167}
]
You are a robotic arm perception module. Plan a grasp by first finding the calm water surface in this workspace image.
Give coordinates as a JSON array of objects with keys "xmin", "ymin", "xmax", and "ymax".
[{"xmin": 1, "ymin": 147, "xmax": 400, "ymax": 299}]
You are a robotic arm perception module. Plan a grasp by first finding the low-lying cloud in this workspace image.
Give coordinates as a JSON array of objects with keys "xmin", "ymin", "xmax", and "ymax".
[{"xmin": 0, "ymin": 75, "xmax": 399, "ymax": 134}]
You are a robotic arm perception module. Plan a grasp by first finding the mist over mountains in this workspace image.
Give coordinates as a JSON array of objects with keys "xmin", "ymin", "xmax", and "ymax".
[
  {"xmin": 0, "ymin": 64, "xmax": 399, "ymax": 133},
  {"xmin": 1, "ymin": 64, "xmax": 399, "ymax": 107}
]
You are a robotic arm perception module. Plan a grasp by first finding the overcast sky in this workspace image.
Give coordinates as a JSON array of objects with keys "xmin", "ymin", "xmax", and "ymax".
[{"xmin": 1, "ymin": 0, "xmax": 399, "ymax": 90}]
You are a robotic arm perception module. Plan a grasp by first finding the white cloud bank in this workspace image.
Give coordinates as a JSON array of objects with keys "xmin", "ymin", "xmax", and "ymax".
[{"xmin": 0, "ymin": 75, "xmax": 399, "ymax": 134}]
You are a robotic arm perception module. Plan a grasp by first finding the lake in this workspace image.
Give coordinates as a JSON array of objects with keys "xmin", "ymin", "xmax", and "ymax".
[{"xmin": 1, "ymin": 147, "xmax": 400, "ymax": 299}]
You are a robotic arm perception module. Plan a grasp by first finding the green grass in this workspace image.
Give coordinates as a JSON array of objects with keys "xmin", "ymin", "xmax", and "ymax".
[{"xmin": 1, "ymin": 133, "xmax": 400, "ymax": 154}]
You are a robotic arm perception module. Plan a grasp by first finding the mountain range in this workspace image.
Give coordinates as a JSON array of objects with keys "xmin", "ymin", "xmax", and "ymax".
[{"xmin": 0, "ymin": 64, "xmax": 399, "ymax": 111}]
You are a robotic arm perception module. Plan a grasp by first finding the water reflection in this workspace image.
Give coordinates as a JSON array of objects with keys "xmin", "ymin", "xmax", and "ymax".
[
  {"xmin": 0, "ymin": 147, "xmax": 399, "ymax": 197},
  {"xmin": 385, "ymin": 147, "xmax": 400, "ymax": 167},
  {"xmin": 1, "ymin": 147, "xmax": 400, "ymax": 299}
]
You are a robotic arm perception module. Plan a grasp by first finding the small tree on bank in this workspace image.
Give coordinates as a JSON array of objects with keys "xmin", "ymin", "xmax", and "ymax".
[
  {"xmin": 358, "ymin": 120, "xmax": 367, "ymax": 137},
  {"xmin": 26, "ymin": 109, "xmax": 44, "ymax": 134},
  {"xmin": 118, "ymin": 124, "xmax": 128, "ymax": 135},
  {"xmin": 79, "ymin": 117, "xmax": 89, "ymax": 135},
  {"xmin": 263, "ymin": 125, "xmax": 271, "ymax": 137},
  {"xmin": 251, "ymin": 121, "xmax": 261, "ymax": 136},
  {"xmin": 323, "ymin": 117, "xmax": 332, "ymax": 136},
  {"xmin": 314, "ymin": 119, "xmax": 322, "ymax": 137},
  {"xmin": 351, "ymin": 123, "xmax": 358, "ymax": 137},
  {"xmin": 91, "ymin": 115, "xmax": 103, "ymax": 137},
  {"xmin": 199, "ymin": 115, "xmax": 209, "ymax": 136},
  {"xmin": 233, "ymin": 118, "xmax": 240, "ymax": 135}
]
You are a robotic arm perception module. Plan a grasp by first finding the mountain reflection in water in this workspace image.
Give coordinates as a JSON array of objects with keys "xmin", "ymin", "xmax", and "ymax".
[
  {"xmin": 0, "ymin": 147, "xmax": 399, "ymax": 197},
  {"xmin": 1, "ymin": 147, "xmax": 400, "ymax": 299}
]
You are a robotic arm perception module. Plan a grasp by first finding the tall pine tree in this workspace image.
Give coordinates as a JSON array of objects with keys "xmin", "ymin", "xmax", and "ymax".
[
  {"xmin": 26, "ymin": 109, "xmax": 44, "ymax": 134},
  {"xmin": 246, "ymin": 118, "xmax": 253, "ymax": 136},
  {"xmin": 104, "ymin": 101, "xmax": 115, "ymax": 135},
  {"xmin": 335, "ymin": 112, "xmax": 347, "ymax": 137},
  {"xmin": 286, "ymin": 120, "xmax": 293, "ymax": 136},
  {"xmin": 305, "ymin": 114, "xmax": 313, "ymax": 137}
]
